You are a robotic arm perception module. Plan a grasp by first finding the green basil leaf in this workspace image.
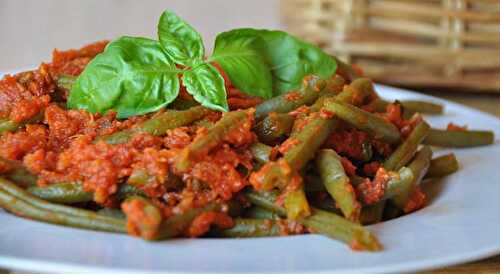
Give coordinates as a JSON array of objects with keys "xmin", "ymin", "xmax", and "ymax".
[
  {"xmin": 68, "ymin": 36, "xmax": 180, "ymax": 118},
  {"xmin": 218, "ymin": 28, "xmax": 337, "ymax": 95},
  {"xmin": 183, "ymin": 63, "xmax": 228, "ymax": 112},
  {"xmin": 210, "ymin": 32, "xmax": 273, "ymax": 99},
  {"xmin": 158, "ymin": 10, "xmax": 204, "ymax": 67}
]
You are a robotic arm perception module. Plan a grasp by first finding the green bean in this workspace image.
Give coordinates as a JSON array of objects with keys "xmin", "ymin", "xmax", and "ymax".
[
  {"xmin": 28, "ymin": 183, "xmax": 92, "ymax": 204},
  {"xmin": 400, "ymin": 100, "xmax": 443, "ymax": 115},
  {"xmin": 384, "ymin": 121, "xmax": 430, "ymax": 171},
  {"xmin": 3, "ymin": 160, "xmax": 143, "ymax": 203},
  {"xmin": 254, "ymin": 76, "xmax": 326, "ymax": 121},
  {"xmin": 371, "ymin": 99, "xmax": 443, "ymax": 115},
  {"xmin": 310, "ymin": 78, "xmax": 374, "ymax": 113},
  {"xmin": 316, "ymin": 149, "xmax": 361, "ymax": 222},
  {"xmin": 0, "ymin": 177, "xmax": 126, "ymax": 232},
  {"xmin": 0, "ymin": 112, "xmax": 44, "ymax": 134},
  {"xmin": 334, "ymin": 78, "xmax": 375, "ymax": 106},
  {"xmin": 280, "ymin": 112, "xmax": 339, "ymax": 219},
  {"xmin": 0, "ymin": 119, "xmax": 20, "ymax": 134},
  {"xmin": 425, "ymin": 153, "xmax": 459, "ymax": 178},
  {"xmin": 284, "ymin": 187, "xmax": 311, "ymax": 220},
  {"xmin": 245, "ymin": 206, "xmax": 281, "ymax": 220},
  {"xmin": 332, "ymin": 56, "xmax": 361, "ymax": 82},
  {"xmin": 302, "ymin": 208, "xmax": 381, "ymax": 251},
  {"xmin": 323, "ymin": 99, "xmax": 401, "ymax": 144},
  {"xmin": 254, "ymin": 113, "xmax": 294, "ymax": 144},
  {"xmin": 127, "ymin": 169, "xmax": 183, "ymax": 191},
  {"xmin": 215, "ymin": 218, "xmax": 282, "ymax": 238},
  {"xmin": 424, "ymin": 128, "xmax": 494, "ymax": 147},
  {"xmin": 284, "ymin": 115, "xmax": 339, "ymax": 171},
  {"xmin": 98, "ymin": 106, "xmax": 210, "ymax": 144},
  {"xmin": 244, "ymin": 190, "xmax": 381, "ymax": 251},
  {"xmin": 155, "ymin": 202, "xmax": 222, "ymax": 240},
  {"xmin": 392, "ymin": 146, "xmax": 432, "ymax": 210},
  {"xmin": 0, "ymin": 157, "xmax": 38, "ymax": 188},
  {"xmin": 244, "ymin": 190, "xmax": 287, "ymax": 216},
  {"xmin": 249, "ymin": 142, "xmax": 272, "ymax": 165},
  {"xmin": 356, "ymin": 167, "xmax": 415, "ymax": 205},
  {"xmin": 98, "ymin": 208, "xmax": 125, "ymax": 219},
  {"xmin": 175, "ymin": 109, "xmax": 251, "ymax": 172}
]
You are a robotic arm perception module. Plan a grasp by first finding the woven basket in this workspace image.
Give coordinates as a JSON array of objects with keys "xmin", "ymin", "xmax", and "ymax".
[{"xmin": 281, "ymin": 0, "xmax": 500, "ymax": 92}]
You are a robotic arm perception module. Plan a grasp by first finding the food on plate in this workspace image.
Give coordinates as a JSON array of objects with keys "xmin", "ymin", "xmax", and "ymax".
[{"xmin": 0, "ymin": 10, "xmax": 495, "ymax": 251}]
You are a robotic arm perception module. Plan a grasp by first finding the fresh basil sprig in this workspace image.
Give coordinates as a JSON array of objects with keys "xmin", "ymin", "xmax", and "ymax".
[
  {"xmin": 67, "ymin": 10, "xmax": 337, "ymax": 118},
  {"xmin": 214, "ymin": 29, "xmax": 337, "ymax": 95},
  {"xmin": 157, "ymin": 11, "xmax": 229, "ymax": 112}
]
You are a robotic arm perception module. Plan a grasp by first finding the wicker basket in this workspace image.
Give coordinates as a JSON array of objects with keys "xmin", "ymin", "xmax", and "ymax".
[{"xmin": 281, "ymin": 0, "xmax": 500, "ymax": 92}]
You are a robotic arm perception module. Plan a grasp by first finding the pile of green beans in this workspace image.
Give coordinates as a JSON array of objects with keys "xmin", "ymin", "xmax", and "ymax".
[{"xmin": 0, "ymin": 65, "xmax": 496, "ymax": 253}]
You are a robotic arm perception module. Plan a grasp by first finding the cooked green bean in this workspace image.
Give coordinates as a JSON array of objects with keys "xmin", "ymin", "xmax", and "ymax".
[
  {"xmin": 424, "ymin": 128, "xmax": 495, "ymax": 147},
  {"xmin": 98, "ymin": 106, "xmax": 210, "ymax": 144},
  {"xmin": 284, "ymin": 187, "xmax": 311, "ymax": 220},
  {"xmin": 155, "ymin": 202, "xmax": 222, "ymax": 240},
  {"xmin": 332, "ymin": 56, "xmax": 361, "ymax": 82},
  {"xmin": 400, "ymin": 100, "xmax": 443, "ymax": 115},
  {"xmin": 254, "ymin": 112, "xmax": 294, "ymax": 144},
  {"xmin": 244, "ymin": 190, "xmax": 381, "ymax": 251},
  {"xmin": 28, "ymin": 183, "xmax": 93, "ymax": 204},
  {"xmin": 356, "ymin": 167, "xmax": 414, "ymax": 205},
  {"xmin": 323, "ymin": 99, "xmax": 401, "ymax": 144},
  {"xmin": 3, "ymin": 161, "xmax": 143, "ymax": 203},
  {"xmin": 98, "ymin": 208, "xmax": 126, "ymax": 219},
  {"xmin": 384, "ymin": 121, "xmax": 430, "ymax": 171},
  {"xmin": 176, "ymin": 109, "xmax": 251, "ymax": 172},
  {"xmin": 0, "ymin": 111, "xmax": 44, "ymax": 134},
  {"xmin": 128, "ymin": 169, "xmax": 183, "ymax": 191},
  {"xmin": 392, "ymin": 146, "xmax": 432, "ymax": 210},
  {"xmin": 0, "ymin": 157, "xmax": 38, "ymax": 188},
  {"xmin": 371, "ymin": 99, "xmax": 443, "ymax": 115},
  {"xmin": 284, "ymin": 115, "xmax": 339, "ymax": 171},
  {"xmin": 316, "ymin": 149, "xmax": 361, "ymax": 222},
  {"xmin": 0, "ymin": 119, "xmax": 20, "ymax": 134},
  {"xmin": 0, "ymin": 177, "xmax": 126, "ymax": 232},
  {"xmin": 215, "ymin": 218, "xmax": 282, "ymax": 238},
  {"xmin": 249, "ymin": 142, "xmax": 272, "ymax": 164},
  {"xmin": 425, "ymin": 153, "xmax": 459, "ymax": 178},
  {"xmin": 302, "ymin": 208, "xmax": 381, "ymax": 251},
  {"xmin": 254, "ymin": 76, "xmax": 326, "ymax": 121},
  {"xmin": 245, "ymin": 206, "xmax": 281, "ymax": 220}
]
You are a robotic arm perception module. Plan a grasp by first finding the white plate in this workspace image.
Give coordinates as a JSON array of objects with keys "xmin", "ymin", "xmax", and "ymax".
[{"xmin": 0, "ymin": 71, "xmax": 499, "ymax": 274}]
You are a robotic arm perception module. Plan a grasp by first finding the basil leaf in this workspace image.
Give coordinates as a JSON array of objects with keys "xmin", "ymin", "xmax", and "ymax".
[
  {"xmin": 158, "ymin": 10, "xmax": 204, "ymax": 67},
  {"xmin": 68, "ymin": 36, "xmax": 180, "ymax": 118},
  {"xmin": 218, "ymin": 29, "xmax": 337, "ymax": 95},
  {"xmin": 183, "ymin": 63, "xmax": 228, "ymax": 112},
  {"xmin": 211, "ymin": 32, "xmax": 273, "ymax": 99}
]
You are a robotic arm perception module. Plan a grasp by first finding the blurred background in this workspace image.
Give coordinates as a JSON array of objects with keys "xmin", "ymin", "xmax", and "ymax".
[
  {"xmin": 0, "ymin": 0, "xmax": 280, "ymax": 72},
  {"xmin": 0, "ymin": 0, "xmax": 499, "ymax": 273}
]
